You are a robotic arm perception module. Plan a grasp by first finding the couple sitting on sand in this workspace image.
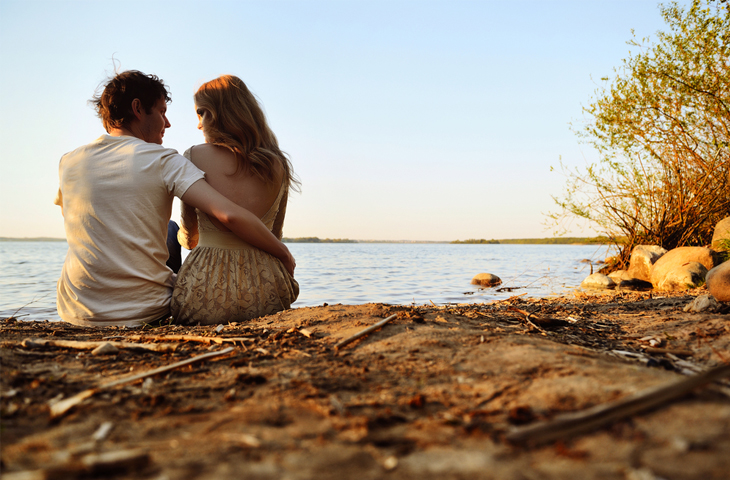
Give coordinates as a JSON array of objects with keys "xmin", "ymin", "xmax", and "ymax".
[{"xmin": 55, "ymin": 70, "xmax": 299, "ymax": 327}]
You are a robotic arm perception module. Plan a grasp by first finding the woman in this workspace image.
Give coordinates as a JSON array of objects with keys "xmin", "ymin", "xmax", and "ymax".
[{"xmin": 171, "ymin": 75, "xmax": 299, "ymax": 324}]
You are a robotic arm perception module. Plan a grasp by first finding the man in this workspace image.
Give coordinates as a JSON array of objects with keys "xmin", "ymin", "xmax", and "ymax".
[{"xmin": 55, "ymin": 70, "xmax": 295, "ymax": 327}]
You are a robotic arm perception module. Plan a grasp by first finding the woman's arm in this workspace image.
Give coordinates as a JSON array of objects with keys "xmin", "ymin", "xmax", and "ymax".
[
  {"xmin": 181, "ymin": 179, "xmax": 295, "ymax": 275},
  {"xmin": 177, "ymin": 201, "xmax": 199, "ymax": 250}
]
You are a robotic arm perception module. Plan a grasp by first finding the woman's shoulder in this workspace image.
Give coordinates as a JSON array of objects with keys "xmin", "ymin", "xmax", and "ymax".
[
  {"xmin": 185, "ymin": 144, "xmax": 235, "ymax": 168},
  {"xmin": 184, "ymin": 143, "xmax": 218, "ymax": 158}
]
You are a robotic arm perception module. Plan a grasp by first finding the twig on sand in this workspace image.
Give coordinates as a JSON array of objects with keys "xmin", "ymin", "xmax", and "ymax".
[
  {"xmin": 507, "ymin": 307, "xmax": 571, "ymax": 329},
  {"xmin": 507, "ymin": 307, "xmax": 547, "ymax": 334},
  {"xmin": 21, "ymin": 338, "xmax": 177, "ymax": 353},
  {"xmin": 506, "ymin": 363, "xmax": 730, "ymax": 445},
  {"xmin": 495, "ymin": 293, "xmax": 527, "ymax": 303},
  {"xmin": 334, "ymin": 314, "xmax": 398, "ymax": 350},
  {"xmin": 125, "ymin": 334, "xmax": 254, "ymax": 346},
  {"xmin": 3, "ymin": 449, "xmax": 151, "ymax": 480},
  {"xmin": 643, "ymin": 346, "xmax": 694, "ymax": 357},
  {"xmin": 49, "ymin": 347, "xmax": 235, "ymax": 419}
]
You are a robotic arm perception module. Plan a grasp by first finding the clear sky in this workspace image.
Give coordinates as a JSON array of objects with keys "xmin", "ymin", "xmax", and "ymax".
[{"xmin": 0, "ymin": 0, "xmax": 690, "ymax": 241}]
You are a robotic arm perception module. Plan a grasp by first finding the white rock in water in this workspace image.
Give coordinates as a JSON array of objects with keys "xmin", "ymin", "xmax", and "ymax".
[
  {"xmin": 471, "ymin": 273, "xmax": 502, "ymax": 286},
  {"xmin": 683, "ymin": 294, "xmax": 720, "ymax": 313},
  {"xmin": 581, "ymin": 273, "xmax": 616, "ymax": 290}
]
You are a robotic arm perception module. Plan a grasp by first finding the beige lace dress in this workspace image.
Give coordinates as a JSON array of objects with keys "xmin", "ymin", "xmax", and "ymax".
[{"xmin": 170, "ymin": 180, "xmax": 299, "ymax": 325}]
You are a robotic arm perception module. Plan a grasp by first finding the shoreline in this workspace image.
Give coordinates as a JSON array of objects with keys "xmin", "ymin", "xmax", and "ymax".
[
  {"xmin": 1, "ymin": 237, "xmax": 614, "ymax": 245},
  {"xmin": 2, "ymin": 290, "xmax": 729, "ymax": 478}
]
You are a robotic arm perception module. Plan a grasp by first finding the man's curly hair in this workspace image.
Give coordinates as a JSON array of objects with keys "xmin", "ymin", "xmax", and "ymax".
[{"xmin": 91, "ymin": 70, "xmax": 171, "ymax": 132}]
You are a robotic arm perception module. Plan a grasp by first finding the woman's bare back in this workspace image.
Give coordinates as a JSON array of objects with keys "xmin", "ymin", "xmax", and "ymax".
[{"xmin": 188, "ymin": 144, "xmax": 284, "ymax": 232}]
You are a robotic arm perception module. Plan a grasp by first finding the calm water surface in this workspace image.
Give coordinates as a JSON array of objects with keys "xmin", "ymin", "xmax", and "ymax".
[{"xmin": 0, "ymin": 241, "xmax": 612, "ymax": 322}]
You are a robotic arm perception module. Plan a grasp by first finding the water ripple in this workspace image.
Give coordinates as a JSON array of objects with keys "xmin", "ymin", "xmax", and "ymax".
[{"xmin": 0, "ymin": 242, "xmax": 612, "ymax": 321}]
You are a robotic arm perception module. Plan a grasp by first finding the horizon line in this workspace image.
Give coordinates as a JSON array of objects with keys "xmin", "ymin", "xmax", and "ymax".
[{"xmin": 0, "ymin": 235, "xmax": 610, "ymax": 244}]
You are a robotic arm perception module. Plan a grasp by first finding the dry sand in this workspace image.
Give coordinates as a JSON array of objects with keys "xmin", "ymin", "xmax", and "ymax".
[{"xmin": 2, "ymin": 290, "xmax": 729, "ymax": 479}]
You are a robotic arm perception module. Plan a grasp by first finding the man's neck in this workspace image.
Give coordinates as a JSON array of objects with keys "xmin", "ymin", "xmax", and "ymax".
[{"xmin": 108, "ymin": 127, "xmax": 140, "ymax": 139}]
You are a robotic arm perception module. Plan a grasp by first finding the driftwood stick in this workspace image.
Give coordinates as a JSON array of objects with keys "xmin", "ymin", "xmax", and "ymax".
[
  {"xmin": 507, "ymin": 307, "xmax": 547, "ymax": 333},
  {"xmin": 2, "ymin": 449, "xmax": 150, "ymax": 480},
  {"xmin": 334, "ymin": 314, "xmax": 398, "ymax": 350},
  {"xmin": 506, "ymin": 363, "xmax": 730, "ymax": 445},
  {"xmin": 506, "ymin": 307, "xmax": 568, "ymax": 328},
  {"xmin": 49, "ymin": 347, "xmax": 235, "ymax": 419},
  {"xmin": 21, "ymin": 338, "xmax": 177, "ymax": 353},
  {"xmin": 644, "ymin": 346, "xmax": 694, "ymax": 357},
  {"xmin": 125, "ymin": 334, "xmax": 254, "ymax": 345}
]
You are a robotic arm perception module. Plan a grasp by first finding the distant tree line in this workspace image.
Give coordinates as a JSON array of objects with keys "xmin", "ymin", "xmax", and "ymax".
[
  {"xmin": 0, "ymin": 237, "xmax": 66, "ymax": 242},
  {"xmin": 451, "ymin": 237, "xmax": 617, "ymax": 245},
  {"xmin": 283, "ymin": 237, "xmax": 357, "ymax": 243},
  {"xmin": 451, "ymin": 239, "xmax": 500, "ymax": 244}
]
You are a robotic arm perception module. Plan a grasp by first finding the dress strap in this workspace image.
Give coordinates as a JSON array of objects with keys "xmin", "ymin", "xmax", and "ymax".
[{"xmin": 260, "ymin": 179, "xmax": 287, "ymax": 227}]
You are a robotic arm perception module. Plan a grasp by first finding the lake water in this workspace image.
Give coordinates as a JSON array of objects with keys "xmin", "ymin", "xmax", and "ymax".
[{"xmin": 0, "ymin": 241, "xmax": 613, "ymax": 322}]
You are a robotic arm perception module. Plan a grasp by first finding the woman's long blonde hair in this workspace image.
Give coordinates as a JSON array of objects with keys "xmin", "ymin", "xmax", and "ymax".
[{"xmin": 194, "ymin": 75, "xmax": 299, "ymax": 191}]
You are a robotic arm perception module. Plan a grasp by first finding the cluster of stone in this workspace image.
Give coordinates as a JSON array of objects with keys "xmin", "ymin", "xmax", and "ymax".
[{"xmin": 580, "ymin": 217, "xmax": 730, "ymax": 303}]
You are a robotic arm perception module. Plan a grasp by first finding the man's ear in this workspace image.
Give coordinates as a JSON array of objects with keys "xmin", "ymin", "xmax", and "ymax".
[{"xmin": 131, "ymin": 98, "xmax": 144, "ymax": 119}]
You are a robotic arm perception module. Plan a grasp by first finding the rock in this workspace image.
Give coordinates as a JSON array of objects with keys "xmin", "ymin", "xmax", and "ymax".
[
  {"xmin": 653, "ymin": 261, "xmax": 708, "ymax": 291},
  {"xmin": 627, "ymin": 245, "xmax": 667, "ymax": 282},
  {"xmin": 711, "ymin": 216, "xmax": 730, "ymax": 251},
  {"xmin": 683, "ymin": 294, "xmax": 720, "ymax": 313},
  {"xmin": 607, "ymin": 270, "xmax": 653, "ymax": 290},
  {"xmin": 706, "ymin": 261, "xmax": 730, "ymax": 302},
  {"xmin": 580, "ymin": 273, "xmax": 616, "ymax": 290},
  {"xmin": 91, "ymin": 342, "xmax": 119, "ymax": 355},
  {"xmin": 617, "ymin": 279, "xmax": 653, "ymax": 291},
  {"xmin": 608, "ymin": 270, "xmax": 632, "ymax": 283},
  {"xmin": 650, "ymin": 246, "xmax": 719, "ymax": 289},
  {"xmin": 471, "ymin": 273, "xmax": 501, "ymax": 287},
  {"xmin": 604, "ymin": 256, "xmax": 620, "ymax": 267}
]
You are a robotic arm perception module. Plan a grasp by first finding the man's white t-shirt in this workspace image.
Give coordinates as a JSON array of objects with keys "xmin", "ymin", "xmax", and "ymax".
[{"xmin": 55, "ymin": 135, "xmax": 205, "ymax": 327}]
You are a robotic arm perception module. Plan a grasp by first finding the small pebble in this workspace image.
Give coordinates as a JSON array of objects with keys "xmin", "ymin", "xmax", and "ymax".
[
  {"xmin": 93, "ymin": 421, "xmax": 114, "ymax": 442},
  {"xmin": 683, "ymin": 294, "xmax": 720, "ymax": 313},
  {"xmin": 383, "ymin": 456, "xmax": 398, "ymax": 470},
  {"xmin": 91, "ymin": 343, "xmax": 119, "ymax": 356}
]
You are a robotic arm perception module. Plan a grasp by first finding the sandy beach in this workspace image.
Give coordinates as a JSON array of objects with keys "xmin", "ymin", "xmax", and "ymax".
[{"xmin": 2, "ymin": 290, "xmax": 729, "ymax": 479}]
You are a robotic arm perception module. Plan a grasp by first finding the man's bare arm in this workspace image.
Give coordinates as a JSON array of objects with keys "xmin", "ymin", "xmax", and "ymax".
[
  {"xmin": 181, "ymin": 179, "xmax": 295, "ymax": 275},
  {"xmin": 178, "ymin": 201, "xmax": 199, "ymax": 250}
]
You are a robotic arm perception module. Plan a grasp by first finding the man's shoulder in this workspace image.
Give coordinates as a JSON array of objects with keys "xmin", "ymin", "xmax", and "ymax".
[
  {"xmin": 119, "ymin": 136, "xmax": 181, "ymax": 158},
  {"xmin": 60, "ymin": 134, "xmax": 145, "ymax": 153},
  {"xmin": 60, "ymin": 135, "xmax": 191, "ymax": 175},
  {"xmin": 60, "ymin": 135, "xmax": 106, "ymax": 159},
  {"xmin": 69, "ymin": 135, "xmax": 180, "ymax": 157}
]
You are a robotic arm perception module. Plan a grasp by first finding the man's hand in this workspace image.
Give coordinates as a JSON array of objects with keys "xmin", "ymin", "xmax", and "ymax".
[
  {"xmin": 280, "ymin": 244, "xmax": 296, "ymax": 276},
  {"xmin": 181, "ymin": 179, "xmax": 295, "ymax": 273}
]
